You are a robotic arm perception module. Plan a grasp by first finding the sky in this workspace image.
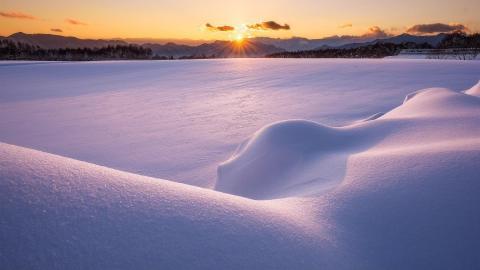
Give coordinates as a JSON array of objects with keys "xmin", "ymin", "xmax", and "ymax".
[{"xmin": 1, "ymin": 0, "xmax": 479, "ymax": 41}]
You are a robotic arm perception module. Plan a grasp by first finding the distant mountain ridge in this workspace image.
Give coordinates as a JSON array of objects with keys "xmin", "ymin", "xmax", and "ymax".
[
  {"xmin": 1, "ymin": 32, "xmax": 453, "ymax": 58},
  {"xmin": 251, "ymin": 35, "xmax": 381, "ymax": 51},
  {"xmin": 267, "ymin": 32, "xmax": 480, "ymax": 59},
  {"xmin": 337, "ymin": 33, "xmax": 447, "ymax": 49},
  {"xmin": 251, "ymin": 33, "xmax": 448, "ymax": 51},
  {"xmin": 144, "ymin": 40, "xmax": 284, "ymax": 58}
]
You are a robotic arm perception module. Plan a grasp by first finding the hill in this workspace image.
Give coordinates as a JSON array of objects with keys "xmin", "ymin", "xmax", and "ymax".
[
  {"xmin": 337, "ymin": 33, "xmax": 447, "ymax": 49},
  {"xmin": 6, "ymin": 32, "xmax": 127, "ymax": 49},
  {"xmin": 251, "ymin": 35, "xmax": 380, "ymax": 51}
]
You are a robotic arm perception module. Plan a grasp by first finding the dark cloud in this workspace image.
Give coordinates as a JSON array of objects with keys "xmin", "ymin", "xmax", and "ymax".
[
  {"xmin": 65, "ymin": 18, "xmax": 88, "ymax": 26},
  {"xmin": 360, "ymin": 26, "xmax": 390, "ymax": 38},
  {"xmin": 247, "ymin": 21, "xmax": 290, "ymax": 31},
  {"xmin": 406, "ymin": 23, "xmax": 469, "ymax": 34},
  {"xmin": 0, "ymin": 11, "xmax": 36, "ymax": 20},
  {"xmin": 339, "ymin": 23, "xmax": 353, "ymax": 28},
  {"xmin": 50, "ymin": 28, "xmax": 63, "ymax": 33},
  {"xmin": 205, "ymin": 23, "xmax": 235, "ymax": 32}
]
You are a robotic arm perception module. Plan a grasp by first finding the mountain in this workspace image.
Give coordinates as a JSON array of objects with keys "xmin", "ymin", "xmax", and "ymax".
[
  {"xmin": 252, "ymin": 33, "xmax": 449, "ymax": 51},
  {"xmin": 251, "ymin": 35, "xmax": 382, "ymax": 51},
  {"xmin": 378, "ymin": 33, "xmax": 447, "ymax": 46},
  {"xmin": 192, "ymin": 40, "xmax": 284, "ymax": 58},
  {"xmin": 145, "ymin": 40, "xmax": 284, "ymax": 58},
  {"xmin": 123, "ymin": 38, "xmax": 208, "ymax": 46},
  {"xmin": 337, "ymin": 33, "xmax": 447, "ymax": 49},
  {"xmin": 5, "ymin": 32, "xmax": 127, "ymax": 49},
  {"xmin": 143, "ymin": 42, "xmax": 197, "ymax": 58}
]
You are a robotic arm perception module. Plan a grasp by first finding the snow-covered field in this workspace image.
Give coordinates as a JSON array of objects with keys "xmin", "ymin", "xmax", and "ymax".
[
  {"xmin": 1, "ymin": 59, "xmax": 480, "ymax": 269},
  {"xmin": 1, "ymin": 59, "xmax": 479, "ymax": 187}
]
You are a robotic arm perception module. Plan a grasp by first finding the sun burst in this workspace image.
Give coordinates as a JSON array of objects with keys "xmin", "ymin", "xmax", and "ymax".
[{"xmin": 235, "ymin": 33, "xmax": 244, "ymax": 42}]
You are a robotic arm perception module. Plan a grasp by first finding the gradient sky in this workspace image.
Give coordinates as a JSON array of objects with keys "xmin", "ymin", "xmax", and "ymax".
[{"xmin": 1, "ymin": 0, "xmax": 479, "ymax": 40}]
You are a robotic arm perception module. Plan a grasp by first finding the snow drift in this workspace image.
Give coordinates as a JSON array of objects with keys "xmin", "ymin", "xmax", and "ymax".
[
  {"xmin": 0, "ymin": 142, "xmax": 329, "ymax": 269},
  {"xmin": 1, "ymin": 80, "xmax": 480, "ymax": 268},
  {"xmin": 216, "ymin": 84, "xmax": 480, "ymax": 200}
]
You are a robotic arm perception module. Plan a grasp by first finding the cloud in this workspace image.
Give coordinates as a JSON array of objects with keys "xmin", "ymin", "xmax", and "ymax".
[
  {"xmin": 0, "ymin": 11, "xmax": 36, "ymax": 20},
  {"xmin": 50, "ymin": 28, "xmax": 63, "ymax": 33},
  {"xmin": 406, "ymin": 23, "xmax": 469, "ymax": 34},
  {"xmin": 65, "ymin": 18, "xmax": 88, "ymax": 26},
  {"xmin": 205, "ymin": 23, "xmax": 235, "ymax": 32},
  {"xmin": 360, "ymin": 26, "xmax": 390, "ymax": 38},
  {"xmin": 328, "ymin": 26, "xmax": 391, "ymax": 40},
  {"xmin": 339, "ymin": 23, "xmax": 353, "ymax": 28},
  {"xmin": 247, "ymin": 21, "xmax": 290, "ymax": 31}
]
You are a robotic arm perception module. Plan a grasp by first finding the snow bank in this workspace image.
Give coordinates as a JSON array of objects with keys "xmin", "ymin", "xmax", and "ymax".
[
  {"xmin": 0, "ymin": 142, "xmax": 329, "ymax": 269},
  {"xmin": 2, "ymin": 81, "xmax": 479, "ymax": 269},
  {"xmin": 216, "ymin": 86, "xmax": 480, "ymax": 199},
  {"xmin": 216, "ymin": 120, "xmax": 353, "ymax": 199}
]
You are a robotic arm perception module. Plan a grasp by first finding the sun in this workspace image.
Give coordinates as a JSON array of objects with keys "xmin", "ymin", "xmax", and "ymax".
[{"xmin": 235, "ymin": 33, "xmax": 244, "ymax": 42}]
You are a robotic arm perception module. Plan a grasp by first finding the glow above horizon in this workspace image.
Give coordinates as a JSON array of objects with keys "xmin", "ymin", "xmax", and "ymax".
[{"xmin": 1, "ymin": 0, "xmax": 479, "ymax": 41}]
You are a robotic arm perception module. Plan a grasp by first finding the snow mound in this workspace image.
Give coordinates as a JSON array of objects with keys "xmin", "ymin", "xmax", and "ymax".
[
  {"xmin": 216, "ymin": 87, "xmax": 480, "ymax": 200},
  {"xmin": 385, "ymin": 87, "xmax": 480, "ymax": 118},
  {"xmin": 216, "ymin": 120, "xmax": 349, "ymax": 199}
]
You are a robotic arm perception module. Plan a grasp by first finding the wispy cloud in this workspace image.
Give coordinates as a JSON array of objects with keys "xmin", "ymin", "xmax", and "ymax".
[
  {"xmin": 50, "ymin": 28, "xmax": 63, "ymax": 33},
  {"xmin": 205, "ymin": 23, "xmax": 235, "ymax": 32},
  {"xmin": 0, "ymin": 11, "xmax": 36, "ymax": 20},
  {"xmin": 339, "ymin": 23, "xmax": 353, "ymax": 28},
  {"xmin": 406, "ymin": 23, "xmax": 469, "ymax": 34},
  {"xmin": 65, "ymin": 18, "xmax": 88, "ymax": 26},
  {"xmin": 247, "ymin": 21, "xmax": 290, "ymax": 31}
]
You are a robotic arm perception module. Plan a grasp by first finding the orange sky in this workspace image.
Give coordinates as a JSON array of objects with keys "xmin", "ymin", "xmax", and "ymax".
[{"xmin": 1, "ymin": 0, "xmax": 479, "ymax": 40}]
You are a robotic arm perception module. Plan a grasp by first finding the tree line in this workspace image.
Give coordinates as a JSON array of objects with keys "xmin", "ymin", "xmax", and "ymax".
[
  {"xmin": 0, "ymin": 40, "xmax": 157, "ymax": 60},
  {"xmin": 437, "ymin": 32, "xmax": 480, "ymax": 48},
  {"xmin": 267, "ymin": 42, "xmax": 433, "ymax": 58}
]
